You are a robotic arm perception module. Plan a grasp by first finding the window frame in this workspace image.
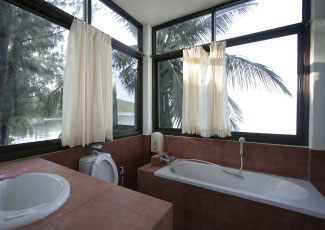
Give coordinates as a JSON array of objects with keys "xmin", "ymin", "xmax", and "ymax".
[
  {"xmin": 152, "ymin": 0, "xmax": 310, "ymax": 146},
  {"xmin": 0, "ymin": 0, "xmax": 143, "ymax": 162}
]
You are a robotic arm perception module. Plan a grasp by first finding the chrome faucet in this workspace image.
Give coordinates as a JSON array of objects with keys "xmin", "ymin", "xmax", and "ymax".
[{"xmin": 160, "ymin": 154, "xmax": 175, "ymax": 164}]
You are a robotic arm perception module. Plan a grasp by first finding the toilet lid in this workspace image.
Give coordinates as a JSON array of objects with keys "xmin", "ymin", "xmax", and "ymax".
[{"xmin": 91, "ymin": 153, "xmax": 118, "ymax": 185}]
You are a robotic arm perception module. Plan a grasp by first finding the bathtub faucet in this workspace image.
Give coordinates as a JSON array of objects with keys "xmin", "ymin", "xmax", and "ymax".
[{"xmin": 160, "ymin": 154, "xmax": 175, "ymax": 164}]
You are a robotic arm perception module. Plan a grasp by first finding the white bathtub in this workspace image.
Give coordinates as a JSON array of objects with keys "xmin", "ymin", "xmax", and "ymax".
[{"xmin": 154, "ymin": 159, "xmax": 325, "ymax": 219}]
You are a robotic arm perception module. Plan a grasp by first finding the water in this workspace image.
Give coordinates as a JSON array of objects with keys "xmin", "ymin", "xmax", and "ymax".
[{"xmin": 10, "ymin": 112, "xmax": 135, "ymax": 145}]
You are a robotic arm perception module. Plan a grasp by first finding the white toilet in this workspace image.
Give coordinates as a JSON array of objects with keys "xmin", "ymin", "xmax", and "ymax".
[{"xmin": 79, "ymin": 153, "xmax": 119, "ymax": 185}]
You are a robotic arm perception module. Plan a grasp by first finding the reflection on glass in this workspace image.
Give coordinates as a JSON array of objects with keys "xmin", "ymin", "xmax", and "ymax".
[
  {"xmin": 158, "ymin": 58, "xmax": 183, "ymax": 128},
  {"xmin": 226, "ymin": 35, "xmax": 297, "ymax": 134},
  {"xmin": 215, "ymin": 0, "xmax": 302, "ymax": 40},
  {"xmin": 112, "ymin": 50, "xmax": 138, "ymax": 130},
  {"xmin": 92, "ymin": 0, "xmax": 138, "ymax": 50},
  {"xmin": 0, "ymin": 1, "xmax": 67, "ymax": 145},
  {"xmin": 156, "ymin": 14, "xmax": 211, "ymax": 54},
  {"xmin": 45, "ymin": 0, "xmax": 84, "ymax": 19}
]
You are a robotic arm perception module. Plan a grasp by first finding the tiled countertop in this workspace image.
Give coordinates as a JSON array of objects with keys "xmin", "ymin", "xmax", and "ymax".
[{"xmin": 0, "ymin": 158, "xmax": 172, "ymax": 230}]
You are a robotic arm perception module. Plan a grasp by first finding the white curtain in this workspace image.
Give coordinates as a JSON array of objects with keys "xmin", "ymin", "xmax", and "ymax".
[
  {"xmin": 182, "ymin": 42, "xmax": 231, "ymax": 138},
  {"xmin": 61, "ymin": 19, "xmax": 113, "ymax": 147}
]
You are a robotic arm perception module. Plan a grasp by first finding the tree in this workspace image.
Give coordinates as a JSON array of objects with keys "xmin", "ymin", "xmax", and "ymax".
[
  {"xmin": 154, "ymin": 2, "xmax": 292, "ymax": 131},
  {"xmin": 0, "ymin": 0, "xmax": 81, "ymax": 145}
]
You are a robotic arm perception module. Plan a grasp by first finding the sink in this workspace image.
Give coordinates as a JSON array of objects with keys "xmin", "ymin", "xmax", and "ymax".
[{"xmin": 0, "ymin": 173, "xmax": 70, "ymax": 230}]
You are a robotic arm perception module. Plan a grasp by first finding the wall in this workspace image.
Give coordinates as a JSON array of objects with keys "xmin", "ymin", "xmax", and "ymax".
[
  {"xmin": 162, "ymin": 135, "xmax": 325, "ymax": 195},
  {"xmin": 41, "ymin": 135, "xmax": 151, "ymax": 190},
  {"xmin": 309, "ymin": 0, "xmax": 325, "ymax": 150}
]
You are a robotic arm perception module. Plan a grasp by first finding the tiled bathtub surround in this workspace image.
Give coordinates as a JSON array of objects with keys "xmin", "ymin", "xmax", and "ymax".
[
  {"xmin": 138, "ymin": 163, "xmax": 325, "ymax": 230},
  {"xmin": 0, "ymin": 158, "xmax": 172, "ymax": 230},
  {"xmin": 162, "ymin": 135, "xmax": 325, "ymax": 195}
]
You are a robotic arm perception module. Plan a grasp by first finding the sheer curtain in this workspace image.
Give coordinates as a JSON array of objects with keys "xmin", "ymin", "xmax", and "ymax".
[
  {"xmin": 182, "ymin": 42, "xmax": 231, "ymax": 138},
  {"xmin": 61, "ymin": 19, "xmax": 113, "ymax": 147}
]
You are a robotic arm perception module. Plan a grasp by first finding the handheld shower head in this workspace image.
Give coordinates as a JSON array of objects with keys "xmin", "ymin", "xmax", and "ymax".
[{"xmin": 239, "ymin": 137, "xmax": 245, "ymax": 155}]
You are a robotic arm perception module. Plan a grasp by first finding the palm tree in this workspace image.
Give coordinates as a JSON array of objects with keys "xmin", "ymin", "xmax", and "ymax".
[{"xmin": 155, "ymin": 1, "xmax": 292, "ymax": 131}]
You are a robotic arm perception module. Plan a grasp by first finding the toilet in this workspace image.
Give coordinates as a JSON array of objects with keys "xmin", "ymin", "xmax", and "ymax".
[{"xmin": 79, "ymin": 153, "xmax": 118, "ymax": 185}]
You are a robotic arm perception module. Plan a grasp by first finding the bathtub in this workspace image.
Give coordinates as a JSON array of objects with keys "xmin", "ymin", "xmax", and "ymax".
[{"xmin": 154, "ymin": 159, "xmax": 325, "ymax": 219}]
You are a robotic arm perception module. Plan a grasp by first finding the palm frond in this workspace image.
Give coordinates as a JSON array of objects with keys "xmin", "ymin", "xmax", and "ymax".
[
  {"xmin": 44, "ymin": 82, "xmax": 62, "ymax": 117},
  {"xmin": 226, "ymin": 54, "xmax": 292, "ymax": 96},
  {"xmin": 215, "ymin": 2, "xmax": 257, "ymax": 37}
]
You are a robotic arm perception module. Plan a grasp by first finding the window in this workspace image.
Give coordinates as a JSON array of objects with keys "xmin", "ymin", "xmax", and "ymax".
[
  {"xmin": 214, "ymin": 0, "xmax": 302, "ymax": 41},
  {"xmin": 156, "ymin": 14, "xmax": 211, "ymax": 54},
  {"xmin": 45, "ymin": 0, "xmax": 84, "ymax": 19},
  {"xmin": 0, "ymin": 1, "xmax": 68, "ymax": 146},
  {"xmin": 92, "ymin": 0, "xmax": 139, "ymax": 50},
  {"xmin": 153, "ymin": 0, "xmax": 308, "ymax": 145},
  {"xmin": 0, "ymin": 0, "xmax": 142, "ymax": 157},
  {"xmin": 112, "ymin": 50, "xmax": 139, "ymax": 131}
]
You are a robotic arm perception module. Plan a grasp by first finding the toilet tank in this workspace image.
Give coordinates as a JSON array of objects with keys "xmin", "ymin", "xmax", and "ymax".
[{"xmin": 79, "ymin": 155, "xmax": 98, "ymax": 175}]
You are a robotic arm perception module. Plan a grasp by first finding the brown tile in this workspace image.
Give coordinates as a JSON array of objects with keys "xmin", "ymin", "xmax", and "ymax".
[
  {"xmin": 245, "ymin": 142, "xmax": 309, "ymax": 179},
  {"xmin": 38, "ymin": 224, "xmax": 57, "ymax": 230},
  {"xmin": 310, "ymin": 149, "xmax": 325, "ymax": 183},
  {"xmin": 164, "ymin": 135, "xmax": 183, "ymax": 158},
  {"xmin": 304, "ymin": 215, "xmax": 325, "ymax": 230},
  {"xmin": 31, "ymin": 164, "xmax": 79, "ymax": 179},
  {"xmin": 120, "ymin": 135, "xmax": 144, "ymax": 161},
  {"xmin": 41, "ymin": 147, "xmax": 89, "ymax": 170},
  {"xmin": 181, "ymin": 137, "xmax": 205, "ymax": 160},
  {"xmin": 154, "ymin": 206, "xmax": 173, "ymax": 230},
  {"xmin": 101, "ymin": 139, "xmax": 122, "ymax": 165},
  {"xmin": 143, "ymin": 135, "xmax": 151, "ymax": 164},
  {"xmin": 51, "ymin": 211, "xmax": 92, "ymax": 230},
  {"xmin": 151, "ymin": 152, "xmax": 166, "ymax": 167},
  {"xmin": 0, "ymin": 158, "xmax": 53, "ymax": 174}
]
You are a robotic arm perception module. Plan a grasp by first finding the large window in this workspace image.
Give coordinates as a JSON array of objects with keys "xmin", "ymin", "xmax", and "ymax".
[
  {"xmin": 0, "ymin": 0, "xmax": 142, "ymax": 153},
  {"xmin": 92, "ymin": 0, "xmax": 139, "ymax": 50},
  {"xmin": 154, "ymin": 0, "xmax": 308, "ymax": 145},
  {"xmin": 0, "ymin": 1, "xmax": 68, "ymax": 145}
]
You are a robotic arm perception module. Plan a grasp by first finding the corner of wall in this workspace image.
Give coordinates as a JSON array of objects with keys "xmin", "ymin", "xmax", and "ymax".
[{"xmin": 142, "ymin": 24, "xmax": 153, "ymax": 135}]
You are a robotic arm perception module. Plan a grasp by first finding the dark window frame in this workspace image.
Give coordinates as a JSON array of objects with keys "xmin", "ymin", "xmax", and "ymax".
[
  {"xmin": 0, "ymin": 0, "xmax": 143, "ymax": 162},
  {"xmin": 152, "ymin": 0, "xmax": 310, "ymax": 146}
]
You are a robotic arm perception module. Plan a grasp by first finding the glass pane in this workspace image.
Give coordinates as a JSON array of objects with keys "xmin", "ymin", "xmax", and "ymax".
[
  {"xmin": 158, "ymin": 58, "xmax": 183, "ymax": 128},
  {"xmin": 112, "ymin": 50, "xmax": 138, "ymax": 130},
  {"xmin": 92, "ymin": 0, "xmax": 138, "ymax": 50},
  {"xmin": 0, "ymin": 1, "xmax": 68, "ymax": 145},
  {"xmin": 226, "ymin": 35, "xmax": 298, "ymax": 134},
  {"xmin": 45, "ymin": 0, "xmax": 84, "ymax": 19},
  {"xmin": 156, "ymin": 14, "xmax": 211, "ymax": 54},
  {"xmin": 215, "ymin": 0, "xmax": 302, "ymax": 40}
]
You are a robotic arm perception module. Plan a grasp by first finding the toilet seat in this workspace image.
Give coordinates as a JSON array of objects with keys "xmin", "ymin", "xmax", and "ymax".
[{"xmin": 91, "ymin": 153, "xmax": 118, "ymax": 185}]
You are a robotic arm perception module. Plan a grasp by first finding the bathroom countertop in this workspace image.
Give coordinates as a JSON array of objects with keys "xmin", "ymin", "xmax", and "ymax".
[{"xmin": 0, "ymin": 158, "xmax": 172, "ymax": 230}]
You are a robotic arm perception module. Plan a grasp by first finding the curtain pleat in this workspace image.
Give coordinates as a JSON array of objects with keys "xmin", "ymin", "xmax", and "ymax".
[
  {"xmin": 182, "ymin": 42, "xmax": 231, "ymax": 138},
  {"xmin": 61, "ymin": 19, "xmax": 113, "ymax": 147}
]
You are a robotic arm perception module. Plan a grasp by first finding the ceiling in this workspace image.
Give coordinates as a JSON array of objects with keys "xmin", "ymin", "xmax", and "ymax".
[{"xmin": 112, "ymin": 0, "xmax": 228, "ymax": 26}]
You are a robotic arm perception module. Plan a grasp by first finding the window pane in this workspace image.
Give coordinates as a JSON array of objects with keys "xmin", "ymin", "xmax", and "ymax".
[
  {"xmin": 0, "ymin": 1, "xmax": 67, "ymax": 145},
  {"xmin": 158, "ymin": 58, "xmax": 183, "ymax": 128},
  {"xmin": 156, "ymin": 14, "xmax": 211, "ymax": 54},
  {"xmin": 215, "ymin": 0, "xmax": 302, "ymax": 41},
  {"xmin": 112, "ymin": 50, "xmax": 138, "ymax": 130},
  {"xmin": 45, "ymin": 0, "xmax": 84, "ymax": 19},
  {"xmin": 226, "ymin": 35, "xmax": 298, "ymax": 134},
  {"xmin": 92, "ymin": 0, "xmax": 138, "ymax": 50}
]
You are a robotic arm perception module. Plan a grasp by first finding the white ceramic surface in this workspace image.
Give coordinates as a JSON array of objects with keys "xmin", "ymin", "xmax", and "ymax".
[
  {"xmin": 0, "ymin": 173, "xmax": 70, "ymax": 230},
  {"xmin": 154, "ymin": 159, "xmax": 325, "ymax": 219}
]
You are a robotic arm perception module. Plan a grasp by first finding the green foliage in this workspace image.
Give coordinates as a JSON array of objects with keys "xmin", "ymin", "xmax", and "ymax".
[{"xmin": 117, "ymin": 99, "xmax": 134, "ymax": 112}]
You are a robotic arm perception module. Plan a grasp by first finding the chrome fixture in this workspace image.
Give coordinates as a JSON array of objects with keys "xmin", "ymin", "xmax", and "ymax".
[
  {"xmin": 222, "ymin": 137, "xmax": 246, "ymax": 179},
  {"xmin": 92, "ymin": 144, "xmax": 102, "ymax": 156},
  {"xmin": 160, "ymin": 154, "xmax": 175, "ymax": 164}
]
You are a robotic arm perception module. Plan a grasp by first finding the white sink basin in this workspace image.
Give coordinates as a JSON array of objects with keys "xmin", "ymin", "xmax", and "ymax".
[{"xmin": 0, "ymin": 173, "xmax": 70, "ymax": 230}]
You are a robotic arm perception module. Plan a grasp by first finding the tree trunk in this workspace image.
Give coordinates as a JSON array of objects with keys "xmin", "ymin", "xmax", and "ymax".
[{"xmin": 0, "ymin": 1, "xmax": 11, "ymax": 145}]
